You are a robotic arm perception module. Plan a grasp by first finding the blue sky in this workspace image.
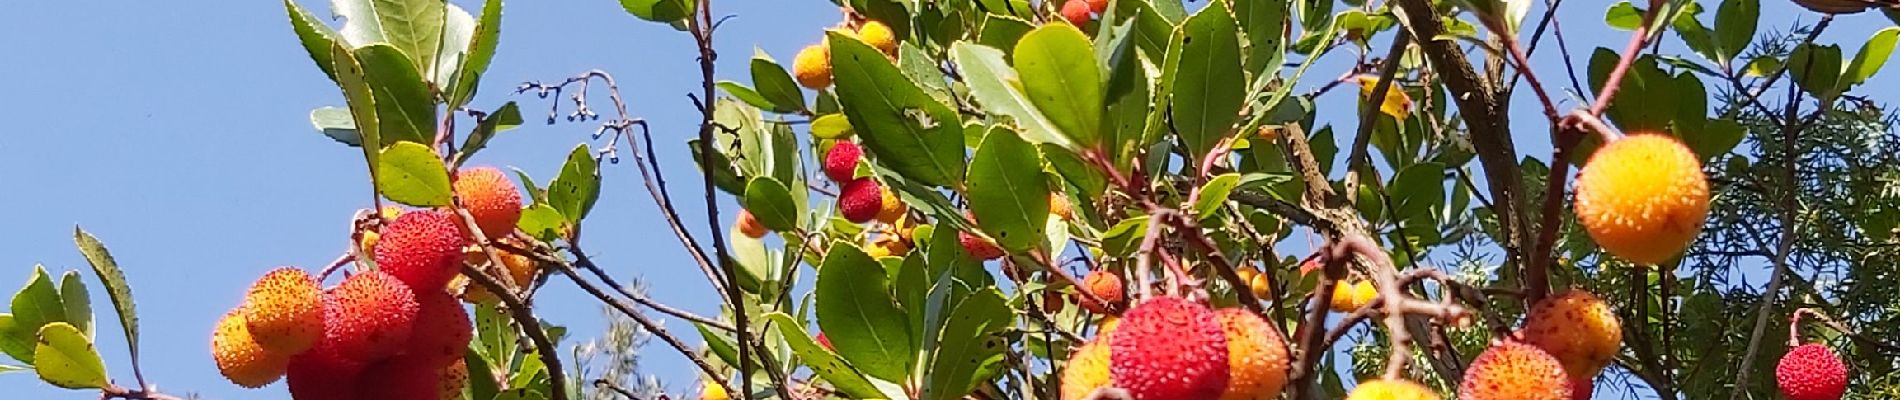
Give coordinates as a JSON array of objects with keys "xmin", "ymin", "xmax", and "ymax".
[{"xmin": 0, "ymin": 0, "xmax": 1891, "ymax": 399}]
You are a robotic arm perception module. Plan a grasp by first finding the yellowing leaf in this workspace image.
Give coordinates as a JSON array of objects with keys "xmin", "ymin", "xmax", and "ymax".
[
  {"xmin": 33, "ymin": 322, "xmax": 106, "ymax": 389},
  {"xmin": 1356, "ymin": 74, "xmax": 1412, "ymax": 121}
]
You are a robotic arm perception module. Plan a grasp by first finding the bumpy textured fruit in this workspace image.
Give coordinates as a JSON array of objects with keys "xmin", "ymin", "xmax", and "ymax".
[
  {"xmin": 454, "ymin": 166, "xmax": 523, "ymax": 240},
  {"xmin": 409, "ymin": 290, "xmax": 474, "ymax": 367},
  {"xmin": 286, "ymin": 353, "xmax": 360, "ymax": 400},
  {"xmin": 376, "ymin": 209, "xmax": 467, "ymax": 290},
  {"xmin": 241, "ymin": 267, "xmax": 323, "ymax": 354},
  {"xmin": 793, "ymin": 43, "xmax": 832, "ymax": 89},
  {"xmin": 701, "ymin": 377, "xmax": 732, "ymax": 400},
  {"xmin": 1061, "ymin": 338, "xmax": 1113, "ymax": 400},
  {"xmin": 1051, "ymin": 194, "xmax": 1075, "ymax": 221},
  {"xmin": 439, "ymin": 360, "xmax": 468, "ymax": 400},
  {"xmin": 865, "ymin": 234, "xmax": 912, "ymax": 258},
  {"xmin": 876, "ymin": 185, "xmax": 908, "ymax": 224},
  {"xmin": 1108, "ymin": 297, "xmax": 1230, "ymax": 400},
  {"xmin": 1330, "ymin": 280, "xmax": 1377, "ymax": 312},
  {"xmin": 1458, "ymin": 341, "xmax": 1573, "ymax": 400},
  {"xmin": 324, "ymin": 270, "xmax": 420, "ymax": 362},
  {"xmin": 1214, "ymin": 309, "xmax": 1290, "ymax": 400},
  {"xmin": 823, "ymin": 141, "xmax": 862, "ymax": 182},
  {"xmin": 839, "ymin": 178, "xmax": 883, "ymax": 223},
  {"xmin": 1571, "ymin": 376, "xmax": 1594, "ymax": 400},
  {"xmin": 358, "ymin": 354, "xmax": 442, "ymax": 399},
  {"xmin": 1519, "ymin": 289, "xmax": 1622, "ymax": 379},
  {"xmin": 736, "ymin": 209, "xmax": 769, "ymax": 239},
  {"xmin": 212, "ymin": 309, "xmax": 290, "ymax": 388},
  {"xmin": 1078, "ymin": 270, "xmax": 1126, "ymax": 315},
  {"xmin": 1087, "ymin": 0, "xmax": 1109, "ymax": 12},
  {"xmin": 462, "ymin": 243, "xmax": 538, "ymax": 304},
  {"xmin": 958, "ymin": 230, "xmax": 1005, "ymax": 260},
  {"xmin": 859, "ymin": 20, "xmax": 899, "ymax": 57},
  {"xmin": 1574, "ymin": 133, "xmax": 1710, "ymax": 264},
  {"xmin": 1347, "ymin": 379, "xmax": 1441, "ymax": 400},
  {"xmin": 1061, "ymin": 0, "xmax": 1093, "ymax": 26},
  {"xmin": 1098, "ymin": 316, "xmax": 1121, "ymax": 336},
  {"xmin": 1777, "ymin": 343, "xmax": 1848, "ymax": 400}
]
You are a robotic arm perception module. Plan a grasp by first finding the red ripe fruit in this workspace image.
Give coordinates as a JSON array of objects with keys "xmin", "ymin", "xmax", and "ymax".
[
  {"xmin": 407, "ymin": 289, "xmax": 473, "ymax": 368},
  {"xmin": 838, "ymin": 178, "xmax": 883, "ymax": 223},
  {"xmin": 1061, "ymin": 0, "xmax": 1093, "ymax": 27},
  {"xmin": 324, "ymin": 271, "xmax": 420, "ymax": 362},
  {"xmin": 285, "ymin": 340, "xmax": 363, "ymax": 400},
  {"xmin": 1078, "ymin": 270, "xmax": 1126, "ymax": 315},
  {"xmin": 823, "ymin": 141, "xmax": 863, "ymax": 182},
  {"xmin": 358, "ymin": 354, "xmax": 444, "ymax": 399},
  {"xmin": 958, "ymin": 230, "xmax": 1005, "ymax": 260},
  {"xmin": 454, "ymin": 166, "xmax": 524, "ymax": 240},
  {"xmin": 1108, "ymin": 297, "xmax": 1230, "ymax": 400},
  {"xmin": 817, "ymin": 333, "xmax": 834, "ymax": 351},
  {"xmin": 1777, "ymin": 343, "xmax": 1848, "ymax": 400},
  {"xmin": 1458, "ymin": 340, "xmax": 1572, "ymax": 400},
  {"xmin": 1087, "ymin": 0, "xmax": 1108, "ymax": 13},
  {"xmin": 375, "ymin": 209, "xmax": 466, "ymax": 290}
]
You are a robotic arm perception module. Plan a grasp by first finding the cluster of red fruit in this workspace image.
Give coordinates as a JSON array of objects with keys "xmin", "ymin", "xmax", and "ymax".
[
  {"xmin": 212, "ymin": 167, "xmax": 526, "ymax": 399},
  {"xmin": 1059, "ymin": 0, "xmax": 1109, "ymax": 27},
  {"xmin": 1059, "ymin": 296, "xmax": 1289, "ymax": 400}
]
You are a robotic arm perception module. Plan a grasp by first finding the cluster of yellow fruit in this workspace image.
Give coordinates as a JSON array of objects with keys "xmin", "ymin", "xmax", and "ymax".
[
  {"xmin": 792, "ymin": 20, "xmax": 899, "ymax": 90},
  {"xmin": 1060, "ymin": 297, "xmax": 1290, "ymax": 400},
  {"xmin": 212, "ymin": 166, "xmax": 531, "ymax": 399}
]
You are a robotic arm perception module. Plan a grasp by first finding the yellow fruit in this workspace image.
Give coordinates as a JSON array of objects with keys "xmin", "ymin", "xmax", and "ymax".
[
  {"xmin": 1519, "ymin": 289, "xmax": 1622, "ymax": 380},
  {"xmin": 462, "ymin": 244, "xmax": 537, "ymax": 305},
  {"xmin": 1348, "ymin": 379, "xmax": 1442, "ymax": 400},
  {"xmin": 701, "ymin": 377, "xmax": 731, "ymax": 400},
  {"xmin": 1351, "ymin": 281, "xmax": 1379, "ymax": 307},
  {"xmin": 1098, "ymin": 316, "xmax": 1121, "ymax": 336},
  {"xmin": 1458, "ymin": 341, "xmax": 1573, "ymax": 400},
  {"xmin": 736, "ymin": 209, "xmax": 769, "ymax": 239},
  {"xmin": 358, "ymin": 230, "xmax": 381, "ymax": 255},
  {"xmin": 1330, "ymin": 280, "xmax": 1377, "ymax": 312},
  {"xmin": 793, "ymin": 44, "xmax": 832, "ymax": 89},
  {"xmin": 1574, "ymin": 133, "xmax": 1709, "ymax": 265},
  {"xmin": 380, "ymin": 205, "xmax": 405, "ymax": 220},
  {"xmin": 858, "ymin": 20, "xmax": 899, "ymax": 57},
  {"xmin": 1051, "ymin": 194, "xmax": 1075, "ymax": 221},
  {"xmin": 876, "ymin": 186, "xmax": 908, "ymax": 224},
  {"xmin": 1248, "ymin": 273, "xmax": 1273, "ymax": 299},
  {"xmin": 439, "ymin": 360, "xmax": 468, "ymax": 400},
  {"xmin": 212, "ymin": 309, "xmax": 291, "ymax": 388},
  {"xmin": 241, "ymin": 267, "xmax": 323, "ymax": 354},
  {"xmin": 865, "ymin": 234, "xmax": 912, "ymax": 258},
  {"xmin": 1235, "ymin": 266, "xmax": 1259, "ymax": 285},
  {"xmin": 1214, "ymin": 309, "xmax": 1290, "ymax": 400},
  {"xmin": 1060, "ymin": 338, "xmax": 1113, "ymax": 400}
]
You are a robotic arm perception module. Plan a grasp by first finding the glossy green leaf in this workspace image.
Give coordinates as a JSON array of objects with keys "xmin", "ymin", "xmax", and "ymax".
[
  {"xmin": 10, "ymin": 267, "xmax": 66, "ymax": 346},
  {"xmin": 742, "ymin": 177, "xmax": 800, "ymax": 232},
  {"xmin": 766, "ymin": 313, "xmax": 891, "ymax": 399},
  {"xmin": 0, "ymin": 315, "xmax": 28, "ymax": 365},
  {"xmin": 752, "ymin": 53, "xmax": 808, "ymax": 113},
  {"xmin": 517, "ymin": 204, "xmax": 563, "ymax": 242},
  {"xmin": 33, "ymin": 322, "xmax": 105, "ymax": 389},
  {"xmin": 811, "ymin": 113, "xmax": 855, "ymax": 139},
  {"xmin": 1193, "ymin": 173, "xmax": 1242, "ymax": 220},
  {"xmin": 1389, "ymin": 162, "xmax": 1445, "ymax": 219},
  {"xmin": 447, "ymin": 0, "xmax": 502, "ymax": 109},
  {"xmin": 456, "ymin": 101, "xmax": 523, "ymax": 164},
  {"xmin": 1681, "ymin": 119, "xmax": 1745, "ymax": 161},
  {"xmin": 57, "ymin": 273, "xmax": 90, "ymax": 340},
  {"xmin": 1015, "ymin": 24, "xmax": 1104, "ymax": 148},
  {"xmin": 1099, "ymin": 215, "xmax": 1151, "ymax": 258},
  {"xmin": 1605, "ymin": 1, "xmax": 1640, "ymax": 31},
  {"xmin": 922, "ymin": 289, "xmax": 1011, "ymax": 400},
  {"xmin": 548, "ymin": 144, "xmax": 602, "ymax": 224},
  {"xmin": 719, "ymin": 81, "xmax": 777, "ymax": 111},
  {"xmin": 309, "ymin": 106, "xmax": 362, "ymax": 146},
  {"xmin": 331, "ymin": 43, "xmax": 384, "ymax": 185},
  {"xmin": 71, "ymin": 228, "xmax": 135, "ymax": 373},
  {"xmin": 950, "ymin": 42, "xmax": 1068, "ymax": 147},
  {"xmin": 899, "ymin": 43, "xmax": 954, "ymax": 105},
  {"xmin": 463, "ymin": 348, "xmax": 499, "ymax": 400},
  {"xmin": 1171, "ymin": 1, "xmax": 1246, "ymax": 162},
  {"xmin": 285, "ymin": 0, "xmax": 344, "ymax": 81},
  {"xmin": 1788, "ymin": 43, "xmax": 1843, "ymax": 102},
  {"xmin": 830, "ymin": 31, "xmax": 965, "ymax": 187},
  {"xmin": 353, "ymin": 44, "xmax": 435, "ymax": 146},
  {"xmin": 1714, "ymin": 0, "xmax": 1758, "ymax": 63},
  {"xmin": 977, "ymin": 15, "xmax": 1035, "ymax": 52},
  {"xmin": 815, "ymin": 243, "xmax": 914, "ymax": 382},
  {"xmin": 432, "ymin": 4, "xmax": 474, "ymax": 89},
  {"xmin": 376, "ymin": 141, "xmax": 453, "ymax": 207},
  {"xmin": 366, "ymin": 0, "xmax": 447, "ymax": 74},
  {"xmin": 1844, "ymin": 27, "xmax": 1899, "ymax": 88},
  {"xmin": 967, "ymin": 127, "xmax": 1051, "ymax": 252},
  {"xmin": 620, "ymin": 0, "xmax": 693, "ymax": 22},
  {"xmin": 1234, "ymin": 0, "xmax": 1289, "ymax": 75}
]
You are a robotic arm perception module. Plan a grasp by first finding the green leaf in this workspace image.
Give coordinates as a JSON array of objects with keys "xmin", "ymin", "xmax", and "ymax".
[
  {"xmin": 1843, "ymin": 27, "xmax": 1899, "ymax": 89},
  {"xmin": 1680, "ymin": 119, "xmax": 1744, "ymax": 160},
  {"xmin": 57, "ymin": 272, "xmax": 90, "ymax": 340},
  {"xmin": 1605, "ymin": 1, "xmax": 1640, "ymax": 31},
  {"xmin": 811, "ymin": 113, "xmax": 855, "ymax": 139},
  {"xmin": 922, "ymin": 289, "xmax": 1011, "ymax": 400},
  {"xmin": 368, "ymin": 0, "xmax": 447, "ymax": 73},
  {"xmin": 751, "ymin": 54, "xmax": 808, "ymax": 113},
  {"xmin": 0, "ymin": 315, "xmax": 29, "ymax": 365},
  {"xmin": 70, "ymin": 228, "xmax": 135, "ymax": 374},
  {"xmin": 331, "ymin": 43, "xmax": 384, "ymax": 184},
  {"xmin": 516, "ymin": 204, "xmax": 563, "ymax": 242},
  {"xmin": 1389, "ymin": 162, "xmax": 1445, "ymax": 219},
  {"xmin": 11, "ymin": 267, "xmax": 66, "ymax": 345},
  {"xmin": 742, "ymin": 177, "xmax": 800, "ymax": 232},
  {"xmin": 456, "ymin": 102, "xmax": 523, "ymax": 164},
  {"xmin": 765, "ymin": 313, "xmax": 890, "ymax": 399},
  {"xmin": 830, "ymin": 31, "xmax": 966, "ymax": 187},
  {"xmin": 718, "ymin": 81, "xmax": 776, "ymax": 111},
  {"xmin": 285, "ymin": 0, "xmax": 345, "ymax": 81},
  {"xmin": 548, "ymin": 144, "xmax": 602, "ymax": 224},
  {"xmin": 1234, "ymin": 0, "xmax": 1289, "ymax": 75},
  {"xmin": 1015, "ymin": 24, "xmax": 1104, "ymax": 149},
  {"xmin": 1714, "ymin": 0, "xmax": 1758, "ymax": 63},
  {"xmin": 1193, "ymin": 173, "xmax": 1242, "ymax": 220},
  {"xmin": 815, "ymin": 243, "xmax": 914, "ymax": 382},
  {"xmin": 620, "ymin": 0, "xmax": 693, "ymax": 22},
  {"xmin": 432, "ymin": 4, "xmax": 474, "ymax": 89},
  {"xmin": 309, "ymin": 106, "xmax": 362, "ymax": 146},
  {"xmin": 1171, "ymin": 1, "xmax": 1246, "ymax": 162},
  {"xmin": 1100, "ymin": 215, "xmax": 1151, "ymax": 258},
  {"xmin": 977, "ymin": 15, "xmax": 1035, "ymax": 52},
  {"xmin": 447, "ymin": 0, "xmax": 503, "ymax": 109},
  {"xmin": 33, "ymin": 322, "xmax": 105, "ymax": 389},
  {"xmin": 463, "ymin": 349, "xmax": 499, "ymax": 400},
  {"xmin": 512, "ymin": 167, "xmax": 548, "ymax": 205},
  {"xmin": 950, "ymin": 42, "xmax": 1069, "ymax": 147},
  {"xmin": 376, "ymin": 141, "xmax": 453, "ymax": 207},
  {"xmin": 1788, "ymin": 43, "xmax": 1843, "ymax": 102},
  {"xmin": 899, "ymin": 43, "xmax": 955, "ymax": 105},
  {"xmin": 353, "ymin": 44, "xmax": 435, "ymax": 146},
  {"xmin": 967, "ymin": 127, "xmax": 1051, "ymax": 252}
]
